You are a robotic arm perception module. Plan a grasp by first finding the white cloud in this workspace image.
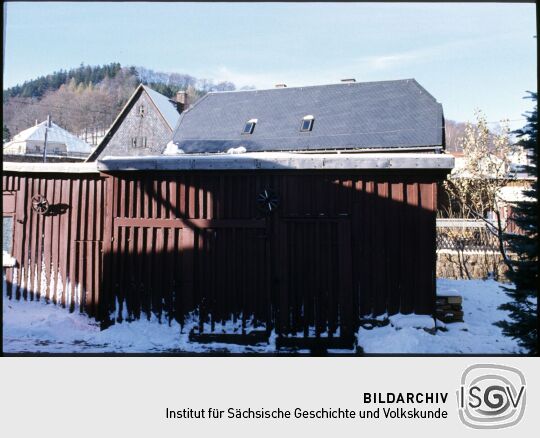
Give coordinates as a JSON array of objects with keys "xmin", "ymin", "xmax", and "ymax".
[
  {"xmin": 210, "ymin": 65, "xmax": 368, "ymax": 90},
  {"xmin": 359, "ymin": 49, "xmax": 431, "ymax": 70},
  {"xmin": 210, "ymin": 43, "xmax": 446, "ymax": 89},
  {"xmin": 358, "ymin": 33, "xmax": 523, "ymax": 72},
  {"xmin": 203, "ymin": 33, "xmax": 523, "ymax": 91}
]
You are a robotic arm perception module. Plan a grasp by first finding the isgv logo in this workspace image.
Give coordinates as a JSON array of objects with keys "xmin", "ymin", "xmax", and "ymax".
[{"xmin": 457, "ymin": 364, "xmax": 526, "ymax": 429}]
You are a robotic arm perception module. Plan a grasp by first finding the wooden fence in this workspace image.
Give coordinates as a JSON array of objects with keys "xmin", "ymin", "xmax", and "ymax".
[
  {"xmin": 436, "ymin": 219, "xmax": 499, "ymax": 251},
  {"xmin": 3, "ymin": 170, "xmax": 441, "ymax": 342},
  {"xmin": 3, "ymin": 173, "xmax": 106, "ymax": 317}
]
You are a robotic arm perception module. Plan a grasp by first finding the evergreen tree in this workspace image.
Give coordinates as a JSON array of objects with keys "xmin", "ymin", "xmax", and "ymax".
[
  {"xmin": 496, "ymin": 92, "xmax": 538, "ymax": 354},
  {"xmin": 3, "ymin": 124, "xmax": 11, "ymax": 142},
  {"xmin": 4, "ymin": 63, "xmax": 125, "ymax": 100},
  {"xmin": 144, "ymin": 82, "xmax": 183, "ymax": 99}
]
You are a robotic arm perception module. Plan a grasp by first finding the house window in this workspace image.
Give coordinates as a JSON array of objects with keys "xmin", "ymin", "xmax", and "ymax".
[
  {"xmin": 131, "ymin": 137, "xmax": 148, "ymax": 149},
  {"xmin": 3, "ymin": 216, "xmax": 13, "ymax": 254},
  {"xmin": 301, "ymin": 115, "xmax": 314, "ymax": 132},
  {"xmin": 242, "ymin": 119, "xmax": 257, "ymax": 135},
  {"xmin": 139, "ymin": 105, "xmax": 145, "ymax": 117}
]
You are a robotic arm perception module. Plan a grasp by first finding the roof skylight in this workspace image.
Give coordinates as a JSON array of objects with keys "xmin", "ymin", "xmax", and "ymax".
[
  {"xmin": 242, "ymin": 119, "xmax": 257, "ymax": 134},
  {"xmin": 301, "ymin": 115, "xmax": 314, "ymax": 132}
]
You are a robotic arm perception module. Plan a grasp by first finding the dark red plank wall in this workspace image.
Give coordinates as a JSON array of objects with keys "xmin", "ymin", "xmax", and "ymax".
[
  {"xmin": 3, "ymin": 170, "xmax": 440, "ymax": 336},
  {"xmin": 2, "ymin": 173, "xmax": 106, "ymax": 317}
]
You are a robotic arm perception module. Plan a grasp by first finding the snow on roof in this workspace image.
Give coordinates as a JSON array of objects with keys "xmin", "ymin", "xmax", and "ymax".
[
  {"xmin": 97, "ymin": 152, "xmax": 455, "ymax": 171},
  {"xmin": 3, "ymin": 161, "xmax": 99, "ymax": 173},
  {"xmin": 143, "ymin": 85, "xmax": 181, "ymax": 130},
  {"xmin": 7, "ymin": 120, "xmax": 92, "ymax": 154}
]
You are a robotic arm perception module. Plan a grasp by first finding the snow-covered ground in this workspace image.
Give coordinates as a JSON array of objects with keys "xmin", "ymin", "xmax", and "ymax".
[
  {"xmin": 359, "ymin": 279, "xmax": 524, "ymax": 354},
  {"xmin": 2, "ymin": 300, "xmax": 278, "ymax": 354},
  {"xmin": 2, "ymin": 278, "xmax": 525, "ymax": 354}
]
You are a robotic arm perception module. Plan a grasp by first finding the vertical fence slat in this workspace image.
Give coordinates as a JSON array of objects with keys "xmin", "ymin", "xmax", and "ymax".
[
  {"xmin": 126, "ymin": 226, "xmax": 135, "ymax": 318},
  {"xmin": 68, "ymin": 179, "xmax": 80, "ymax": 311},
  {"xmin": 34, "ymin": 178, "xmax": 47, "ymax": 300},
  {"xmin": 13, "ymin": 176, "xmax": 28, "ymax": 299},
  {"xmin": 58, "ymin": 179, "xmax": 70, "ymax": 307},
  {"xmin": 49, "ymin": 179, "xmax": 61, "ymax": 303},
  {"xmin": 94, "ymin": 241, "xmax": 101, "ymax": 316}
]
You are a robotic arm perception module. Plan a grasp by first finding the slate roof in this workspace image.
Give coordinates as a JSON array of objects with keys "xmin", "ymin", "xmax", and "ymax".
[
  {"xmin": 172, "ymin": 79, "xmax": 444, "ymax": 153},
  {"xmin": 143, "ymin": 85, "xmax": 181, "ymax": 130}
]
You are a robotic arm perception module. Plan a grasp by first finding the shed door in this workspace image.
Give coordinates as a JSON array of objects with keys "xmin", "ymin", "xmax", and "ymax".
[
  {"xmin": 278, "ymin": 218, "xmax": 354, "ymax": 338},
  {"xmin": 194, "ymin": 225, "xmax": 270, "ymax": 332}
]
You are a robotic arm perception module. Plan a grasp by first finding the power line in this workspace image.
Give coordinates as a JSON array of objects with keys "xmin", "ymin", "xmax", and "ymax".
[
  {"xmin": 485, "ymin": 118, "xmax": 527, "ymax": 125},
  {"xmin": 447, "ymin": 118, "xmax": 527, "ymax": 126}
]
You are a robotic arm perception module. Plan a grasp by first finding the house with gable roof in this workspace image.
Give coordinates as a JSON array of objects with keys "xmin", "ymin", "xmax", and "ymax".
[
  {"xmin": 3, "ymin": 119, "xmax": 93, "ymax": 162},
  {"xmin": 86, "ymin": 84, "xmax": 186, "ymax": 161}
]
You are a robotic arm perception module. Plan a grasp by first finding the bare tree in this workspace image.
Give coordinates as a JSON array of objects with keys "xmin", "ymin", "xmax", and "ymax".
[
  {"xmin": 443, "ymin": 109, "xmax": 516, "ymax": 273},
  {"xmin": 444, "ymin": 119, "xmax": 467, "ymax": 152}
]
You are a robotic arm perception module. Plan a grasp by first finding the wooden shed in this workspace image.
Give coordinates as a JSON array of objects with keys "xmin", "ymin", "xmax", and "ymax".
[{"xmin": 2, "ymin": 79, "xmax": 454, "ymax": 348}]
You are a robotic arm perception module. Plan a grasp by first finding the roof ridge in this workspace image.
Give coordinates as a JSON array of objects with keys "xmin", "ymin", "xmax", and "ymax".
[
  {"xmin": 407, "ymin": 79, "xmax": 440, "ymax": 103},
  {"xmin": 173, "ymin": 91, "xmax": 212, "ymax": 132},
  {"xmin": 86, "ymin": 84, "xmax": 145, "ymax": 161},
  {"xmin": 207, "ymin": 78, "xmax": 417, "ymax": 95},
  {"xmin": 142, "ymin": 84, "xmax": 180, "ymax": 128}
]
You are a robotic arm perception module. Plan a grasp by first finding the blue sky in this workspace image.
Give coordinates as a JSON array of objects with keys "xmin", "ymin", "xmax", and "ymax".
[{"xmin": 3, "ymin": 2, "xmax": 537, "ymax": 127}]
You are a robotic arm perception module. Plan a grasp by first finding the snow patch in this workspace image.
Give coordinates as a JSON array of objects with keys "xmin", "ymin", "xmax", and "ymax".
[
  {"xmin": 388, "ymin": 314, "xmax": 435, "ymax": 329},
  {"xmin": 436, "ymin": 283, "xmax": 461, "ymax": 297},
  {"xmin": 3, "ymin": 251, "xmax": 16, "ymax": 268},
  {"xmin": 358, "ymin": 279, "xmax": 524, "ymax": 354},
  {"xmin": 3, "ymin": 294, "xmax": 277, "ymax": 353},
  {"xmin": 163, "ymin": 141, "xmax": 185, "ymax": 155},
  {"xmin": 2, "ymin": 277, "xmax": 526, "ymax": 354},
  {"xmin": 226, "ymin": 146, "xmax": 247, "ymax": 154}
]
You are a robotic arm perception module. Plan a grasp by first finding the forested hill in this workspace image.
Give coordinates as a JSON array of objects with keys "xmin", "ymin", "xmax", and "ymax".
[
  {"xmin": 3, "ymin": 63, "xmax": 238, "ymax": 101},
  {"xmin": 3, "ymin": 63, "xmax": 125, "ymax": 100},
  {"xmin": 3, "ymin": 63, "xmax": 241, "ymax": 145}
]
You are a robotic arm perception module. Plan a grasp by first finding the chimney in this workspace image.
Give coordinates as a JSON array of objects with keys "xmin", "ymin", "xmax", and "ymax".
[
  {"xmin": 275, "ymin": 84, "xmax": 287, "ymax": 88},
  {"xmin": 175, "ymin": 90, "xmax": 189, "ymax": 113},
  {"xmin": 340, "ymin": 78, "xmax": 356, "ymax": 83}
]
